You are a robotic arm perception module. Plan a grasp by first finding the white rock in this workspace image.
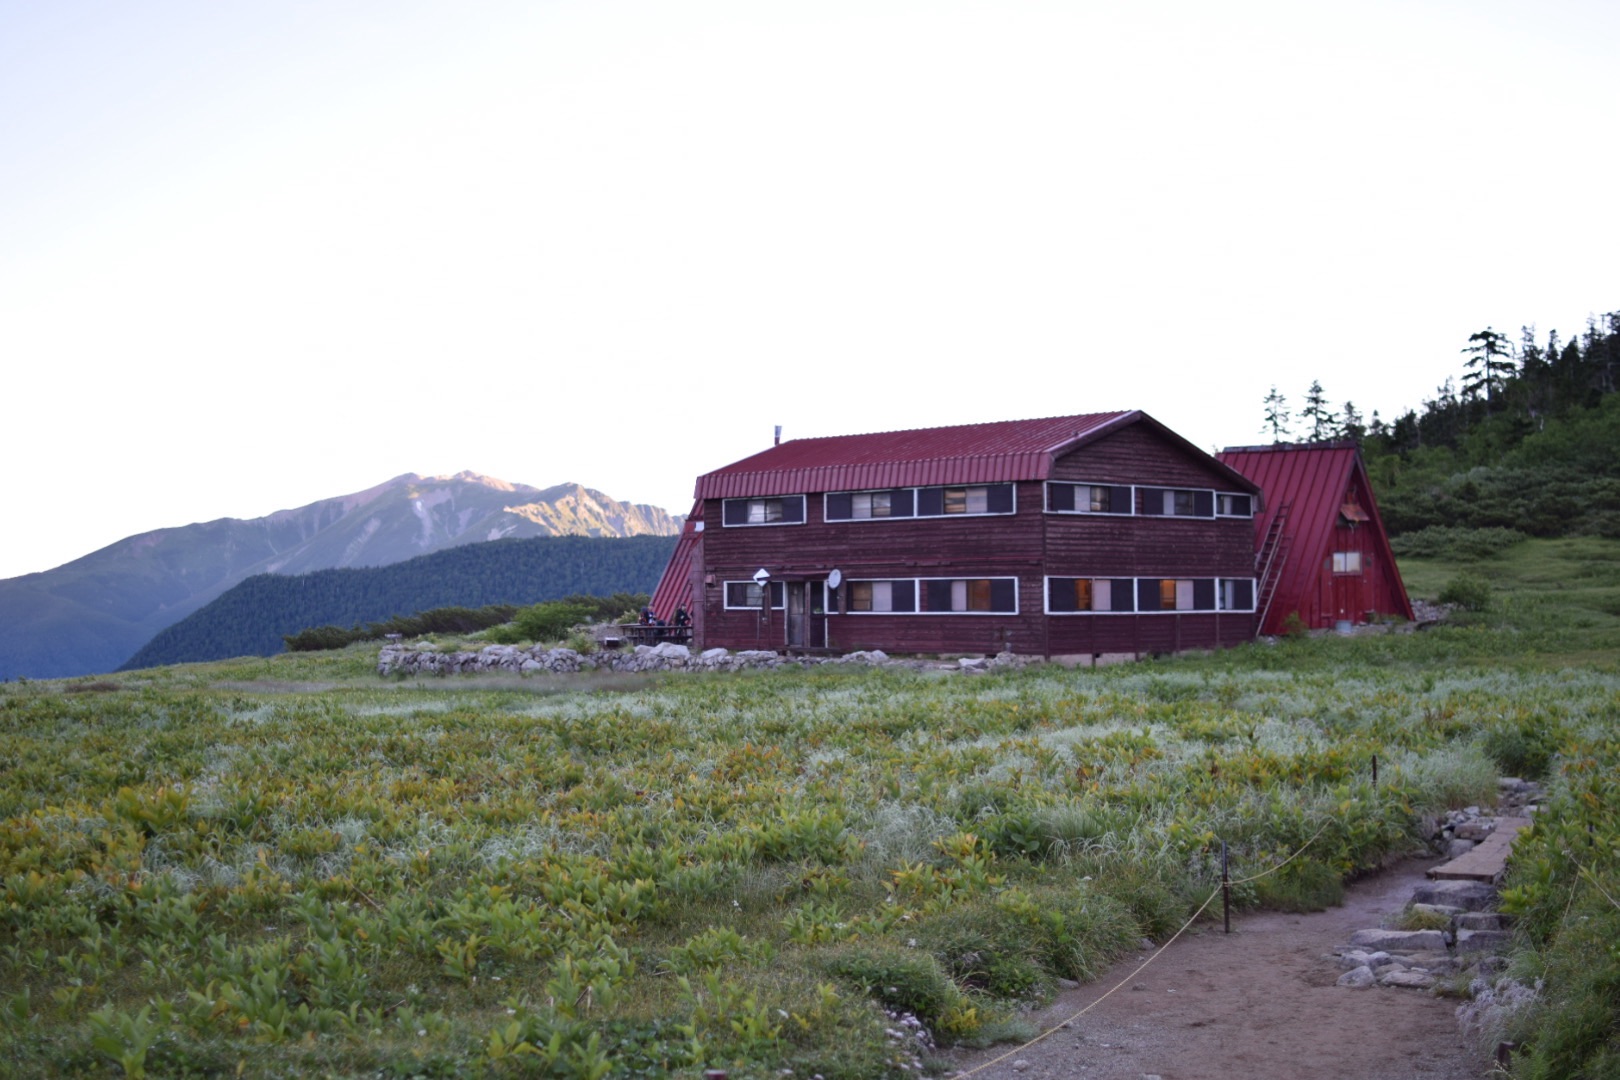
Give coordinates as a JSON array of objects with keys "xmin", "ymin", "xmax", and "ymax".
[{"xmin": 1338, "ymin": 966, "xmax": 1376, "ymax": 989}]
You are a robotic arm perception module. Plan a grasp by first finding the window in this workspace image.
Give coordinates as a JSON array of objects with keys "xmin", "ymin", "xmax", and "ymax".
[
  {"xmin": 1049, "ymin": 577, "xmax": 1249, "ymax": 614},
  {"xmin": 1046, "ymin": 482, "xmax": 1134, "ymax": 515},
  {"xmin": 1216, "ymin": 493, "xmax": 1253, "ymax": 517},
  {"xmin": 1138, "ymin": 488, "xmax": 1214, "ymax": 518},
  {"xmin": 721, "ymin": 495, "xmax": 806, "ymax": 526},
  {"xmin": 723, "ymin": 581, "xmax": 786, "ymax": 609},
  {"xmin": 923, "ymin": 578, "xmax": 1017, "ymax": 613},
  {"xmin": 1045, "ymin": 577, "xmax": 1136, "ymax": 613},
  {"xmin": 915, "ymin": 484, "xmax": 1014, "ymax": 517},
  {"xmin": 1219, "ymin": 578, "xmax": 1255, "ymax": 611},
  {"xmin": 826, "ymin": 489, "xmax": 916, "ymax": 520},
  {"xmin": 1332, "ymin": 551, "xmax": 1363, "ymax": 574},
  {"xmin": 848, "ymin": 579, "xmax": 916, "ymax": 613},
  {"xmin": 1141, "ymin": 578, "xmax": 1200, "ymax": 611},
  {"xmin": 847, "ymin": 577, "xmax": 1015, "ymax": 614}
]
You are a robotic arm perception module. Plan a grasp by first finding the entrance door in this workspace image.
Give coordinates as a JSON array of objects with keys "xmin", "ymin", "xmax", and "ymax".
[
  {"xmin": 808, "ymin": 582, "xmax": 826, "ymax": 649},
  {"xmin": 787, "ymin": 584, "xmax": 807, "ymax": 648}
]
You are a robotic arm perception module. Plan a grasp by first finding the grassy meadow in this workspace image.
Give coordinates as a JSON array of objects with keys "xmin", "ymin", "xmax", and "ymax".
[{"xmin": 2, "ymin": 538, "xmax": 1618, "ymax": 1078}]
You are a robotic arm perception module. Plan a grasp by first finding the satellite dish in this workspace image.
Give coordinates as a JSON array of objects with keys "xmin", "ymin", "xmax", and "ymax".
[
  {"xmin": 752, "ymin": 568, "xmax": 771, "ymax": 586},
  {"xmin": 827, "ymin": 569, "xmax": 842, "ymax": 589}
]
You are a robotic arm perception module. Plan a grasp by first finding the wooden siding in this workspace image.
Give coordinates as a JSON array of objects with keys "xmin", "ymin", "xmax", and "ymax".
[{"xmin": 1048, "ymin": 423, "xmax": 1247, "ymax": 489}]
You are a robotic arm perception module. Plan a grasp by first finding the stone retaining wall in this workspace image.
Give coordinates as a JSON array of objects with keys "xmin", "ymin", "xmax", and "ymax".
[{"xmin": 377, "ymin": 641, "xmax": 1030, "ymax": 678}]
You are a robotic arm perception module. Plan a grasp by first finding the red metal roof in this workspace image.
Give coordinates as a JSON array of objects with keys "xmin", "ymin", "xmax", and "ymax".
[
  {"xmin": 649, "ymin": 501, "xmax": 702, "ymax": 622},
  {"xmin": 695, "ymin": 411, "xmax": 1256, "ymax": 500},
  {"xmin": 1217, "ymin": 442, "xmax": 1413, "ymax": 631}
]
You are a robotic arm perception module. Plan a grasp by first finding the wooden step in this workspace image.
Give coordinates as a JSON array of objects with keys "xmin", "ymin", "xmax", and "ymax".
[{"xmin": 1427, "ymin": 817, "xmax": 1532, "ymax": 882}]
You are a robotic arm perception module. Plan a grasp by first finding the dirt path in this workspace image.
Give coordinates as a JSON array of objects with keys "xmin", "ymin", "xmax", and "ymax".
[{"xmin": 946, "ymin": 858, "xmax": 1493, "ymax": 1080}]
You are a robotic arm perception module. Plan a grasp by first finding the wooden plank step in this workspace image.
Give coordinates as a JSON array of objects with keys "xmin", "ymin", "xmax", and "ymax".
[{"xmin": 1427, "ymin": 817, "xmax": 1532, "ymax": 882}]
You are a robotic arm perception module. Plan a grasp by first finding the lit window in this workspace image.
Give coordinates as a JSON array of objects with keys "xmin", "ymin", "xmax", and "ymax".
[{"xmin": 847, "ymin": 580, "xmax": 916, "ymax": 613}]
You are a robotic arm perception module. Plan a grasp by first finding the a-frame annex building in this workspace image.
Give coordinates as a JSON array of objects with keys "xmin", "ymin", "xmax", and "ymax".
[{"xmin": 1217, "ymin": 441, "xmax": 1414, "ymax": 635}]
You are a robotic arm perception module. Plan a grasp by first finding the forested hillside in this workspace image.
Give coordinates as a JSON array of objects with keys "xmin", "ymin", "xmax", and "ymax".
[
  {"xmin": 120, "ymin": 535, "xmax": 676, "ymax": 669},
  {"xmin": 1262, "ymin": 313, "xmax": 1619, "ymax": 538}
]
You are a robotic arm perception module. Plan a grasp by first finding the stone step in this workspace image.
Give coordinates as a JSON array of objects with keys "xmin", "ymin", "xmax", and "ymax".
[{"xmin": 1427, "ymin": 817, "xmax": 1531, "ymax": 882}]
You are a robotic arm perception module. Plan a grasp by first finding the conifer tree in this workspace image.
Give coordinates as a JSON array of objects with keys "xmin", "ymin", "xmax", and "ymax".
[
  {"xmin": 1461, "ymin": 327, "xmax": 1515, "ymax": 407},
  {"xmin": 1299, "ymin": 380, "xmax": 1338, "ymax": 441},
  {"xmin": 1261, "ymin": 385, "xmax": 1291, "ymax": 441}
]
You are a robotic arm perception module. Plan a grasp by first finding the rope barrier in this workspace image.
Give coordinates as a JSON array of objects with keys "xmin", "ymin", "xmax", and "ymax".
[{"xmin": 954, "ymin": 817, "xmax": 1336, "ymax": 1078}]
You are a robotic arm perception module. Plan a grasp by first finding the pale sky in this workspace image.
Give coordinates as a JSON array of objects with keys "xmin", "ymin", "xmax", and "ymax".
[{"xmin": 2, "ymin": 0, "xmax": 1615, "ymax": 580}]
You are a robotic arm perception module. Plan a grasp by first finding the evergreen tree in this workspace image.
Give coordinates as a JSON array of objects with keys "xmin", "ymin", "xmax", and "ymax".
[
  {"xmin": 1461, "ymin": 327, "xmax": 1515, "ymax": 407},
  {"xmin": 1299, "ymin": 380, "xmax": 1338, "ymax": 441},
  {"xmin": 1261, "ymin": 385, "xmax": 1291, "ymax": 441},
  {"xmin": 1340, "ymin": 401, "xmax": 1365, "ymax": 441}
]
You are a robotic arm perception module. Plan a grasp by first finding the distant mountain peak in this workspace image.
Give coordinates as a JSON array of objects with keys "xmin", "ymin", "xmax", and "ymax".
[{"xmin": 0, "ymin": 474, "xmax": 682, "ymax": 680}]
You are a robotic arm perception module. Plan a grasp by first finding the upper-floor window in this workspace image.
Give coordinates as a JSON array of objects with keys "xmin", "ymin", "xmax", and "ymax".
[
  {"xmin": 825, "ymin": 488, "xmax": 916, "ymax": 521},
  {"xmin": 1332, "ymin": 551, "xmax": 1362, "ymax": 574},
  {"xmin": 917, "ymin": 484, "xmax": 1014, "ymax": 517},
  {"xmin": 722, "ymin": 495, "xmax": 806, "ymax": 526},
  {"xmin": 826, "ymin": 484, "xmax": 1012, "ymax": 521},
  {"xmin": 1216, "ymin": 493, "xmax": 1254, "ymax": 518},
  {"xmin": 1138, "ymin": 487, "xmax": 1215, "ymax": 518},
  {"xmin": 1046, "ymin": 482, "xmax": 1134, "ymax": 515}
]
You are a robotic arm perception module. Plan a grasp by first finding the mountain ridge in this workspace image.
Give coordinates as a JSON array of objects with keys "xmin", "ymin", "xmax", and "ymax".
[{"xmin": 0, "ymin": 473, "xmax": 682, "ymax": 679}]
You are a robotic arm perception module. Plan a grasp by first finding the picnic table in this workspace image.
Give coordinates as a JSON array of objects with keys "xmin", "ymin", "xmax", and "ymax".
[{"xmin": 618, "ymin": 623, "xmax": 693, "ymax": 647}]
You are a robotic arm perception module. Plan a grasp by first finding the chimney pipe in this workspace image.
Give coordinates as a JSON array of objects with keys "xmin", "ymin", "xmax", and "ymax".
[{"xmin": 774, "ymin": 425, "xmax": 782, "ymax": 446}]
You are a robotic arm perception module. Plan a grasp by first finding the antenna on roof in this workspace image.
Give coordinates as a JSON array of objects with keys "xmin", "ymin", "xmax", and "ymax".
[{"xmin": 774, "ymin": 425, "xmax": 782, "ymax": 446}]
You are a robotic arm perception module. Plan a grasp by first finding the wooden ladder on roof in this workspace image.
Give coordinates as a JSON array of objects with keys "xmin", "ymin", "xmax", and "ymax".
[{"xmin": 1254, "ymin": 502, "xmax": 1293, "ymax": 633}]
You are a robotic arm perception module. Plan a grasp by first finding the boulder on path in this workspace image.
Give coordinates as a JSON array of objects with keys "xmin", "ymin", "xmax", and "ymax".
[
  {"xmin": 1337, "ymin": 966, "xmax": 1377, "ymax": 989},
  {"xmin": 1410, "ymin": 880, "xmax": 1497, "ymax": 912},
  {"xmin": 1348, "ymin": 928, "xmax": 1448, "ymax": 952}
]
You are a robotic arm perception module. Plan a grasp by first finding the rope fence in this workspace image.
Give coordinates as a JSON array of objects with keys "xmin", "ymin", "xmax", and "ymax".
[{"xmin": 955, "ymin": 817, "xmax": 1336, "ymax": 1078}]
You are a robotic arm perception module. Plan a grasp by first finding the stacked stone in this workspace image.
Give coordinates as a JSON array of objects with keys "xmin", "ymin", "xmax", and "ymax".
[
  {"xmin": 1334, "ymin": 782, "xmax": 1540, "ymax": 995},
  {"xmin": 377, "ymin": 642, "xmax": 1029, "ymax": 678}
]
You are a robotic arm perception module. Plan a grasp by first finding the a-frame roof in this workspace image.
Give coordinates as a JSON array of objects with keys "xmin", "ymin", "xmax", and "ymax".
[
  {"xmin": 696, "ymin": 411, "xmax": 1258, "ymax": 500},
  {"xmin": 649, "ymin": 501, "xmax": 702, "ymax": 621},
  {"xmin": 1216, "ymin": 442, "xmax": 1413, "ymax": 626}
]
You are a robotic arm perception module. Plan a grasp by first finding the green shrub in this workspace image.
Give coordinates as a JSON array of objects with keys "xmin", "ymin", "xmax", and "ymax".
[
  {"xmin": 818, "ymin": 945, "xmax": 965, "ymax": 1028},
  {"xmin": 1279, "ymin": 611, "xmax": 1309, "ymax": 638},
  {"xmin": 512, "ymin": 601, "xmax": 596, "ymax": 643},
  {"xmin": 1479, "ymin": 718, "xmax": 1561, "ymax": 780},
  {"xmin": 914, "ymin": 901, "xmax": 1046, "ymax": 999},
  {"xmin": 1437, "ymin": 572, "xmax": 1492, "ymax": 611}
]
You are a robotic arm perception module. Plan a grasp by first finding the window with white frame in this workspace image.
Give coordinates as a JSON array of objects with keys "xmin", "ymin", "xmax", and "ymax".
[
  {"xmin": 721, "ymin": 495, "xmax": 806, "ymax": 526},
  {"xmin": 824, "ymin": 489, "xmax": 916, "ymax": 521},
  {"xmin": 1046, "ymin": 482, "xmax": 1134, "ymax": 515},
  {"xmin": 922, "ymin": 578, "xmax": 1018, "ymax": 613},
  {"xmin": 1138, "ymin": 487, "xmax": 1215, "ymax": 518},
  {"xmin": 1219, "ymin": 578, "xmax": 1255, "ymax": 611},
  {"xmin": 1046, "ymin": 576, "xmax": 1254, "ymax": 614},
  {"xmin": 847, "ymin": 579, "xmax": 916, "ymax": 613},
  {"xmin": 1216, "ymin": 492, "xmax": 1254, "ymax": 517},
  {"xmin": 1046, "ymin": 577, "xmax": 1136, "ymax": 613},
  {"xmin": 847, "ymin": 576, "xmax": 1017, "ymax": 614},
  {"xmin": 1332, "ymin": 551, "xmax": 1363, "ymax": 574},
  {"xmin": 915, "ymin": 484, "xmax": 1015, "ymax": 517},
  {"xmin": 723, "ymin": 581, "xmax": 787, "ymax": 609}
]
